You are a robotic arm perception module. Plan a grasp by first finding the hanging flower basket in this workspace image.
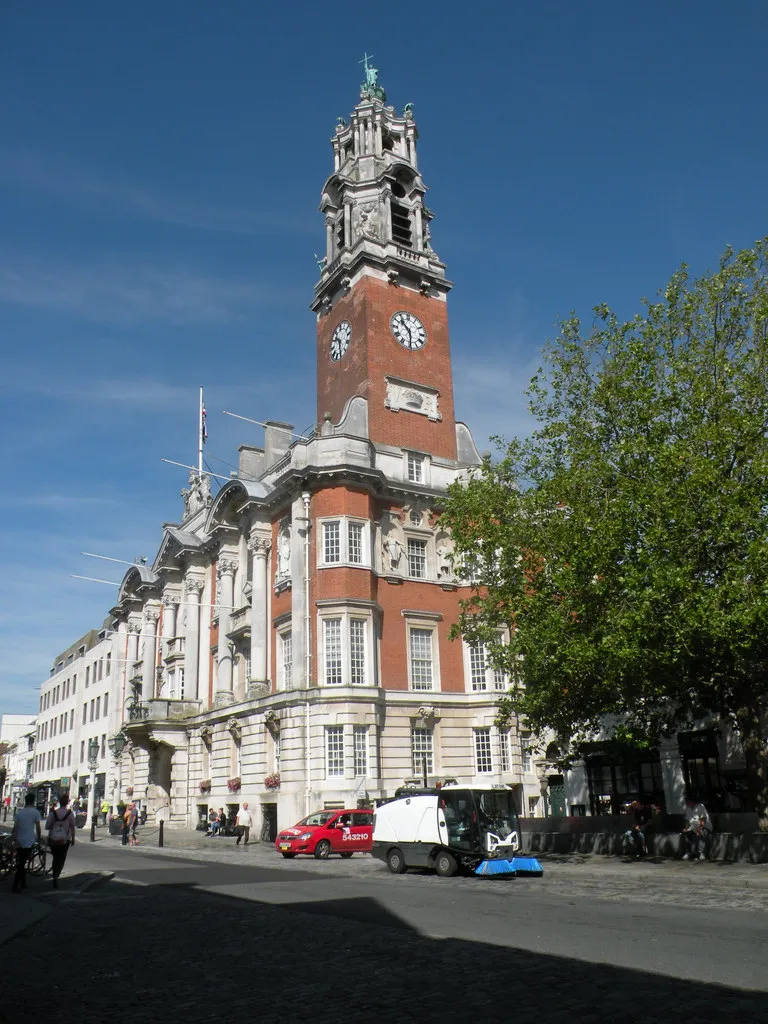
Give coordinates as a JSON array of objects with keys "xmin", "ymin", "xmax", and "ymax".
[
  {"xmin": 227, "ymin": 777, "xmax": 241, "ymax": 792},
  {"xmin": 199, "ymin": 779, "xmax": 211, "ymax": 793},
  {"xmin": 264, "ymin": 773, "xmax": 280, "ymax": 790},
  {"xmin": 125, "ymin": 787, "xmax": 134, "ymax": 797}
]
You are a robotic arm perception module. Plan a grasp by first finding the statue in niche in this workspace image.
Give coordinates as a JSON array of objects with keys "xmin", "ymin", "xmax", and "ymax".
[
  {"xmin": 277, "ymin": 523, "xmax": 291, "ymax": 579},
  {"xmin": 181, "ymin": 471, "xmax": 211, "ymax": 518},
  {"xmin": 436, "ymin": 532, "xmax": 454, "ymax": 580},
  {"xmin": 381, "ymin": 513, "xmax": 404, "ymax": 571}
]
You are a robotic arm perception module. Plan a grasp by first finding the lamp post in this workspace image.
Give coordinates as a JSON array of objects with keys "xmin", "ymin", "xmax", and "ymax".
[
  {"xmin": 107, "ymin": 732, "xmax": 127, "ymax": 832},
  {"xmin": 86, "ymin": 738, "xmax": 99, "ymax": 842}
]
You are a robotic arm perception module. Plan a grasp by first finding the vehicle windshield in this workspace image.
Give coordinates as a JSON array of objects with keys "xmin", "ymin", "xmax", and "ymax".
[
  {"xmin": 476, "ymin": 791, "xmax": 519, "ymax": 840},
  {"xmin": 298, "ymin": 811, "xmax": 336, "ymax": 827}
]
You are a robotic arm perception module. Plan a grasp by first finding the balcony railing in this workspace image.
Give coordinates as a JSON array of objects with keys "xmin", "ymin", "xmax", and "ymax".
[
  {"xmin": 127, "ymin": 702, "xmax": 150, "ymax": 722},
  {"xmin": 165, "ymin": 637, "xmax": 186, "ymax": 661}
]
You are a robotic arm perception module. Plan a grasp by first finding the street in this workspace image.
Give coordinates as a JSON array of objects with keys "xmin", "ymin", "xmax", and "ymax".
[{"xmin": 1, "ymin": 837, "xmax": 767, "ymax": 1023}]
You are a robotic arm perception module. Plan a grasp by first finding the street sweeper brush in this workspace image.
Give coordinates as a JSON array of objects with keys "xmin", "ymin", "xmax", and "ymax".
[
  {"xmin": 474, "ymin": 858, "xmax": 517, "ymax": 876},
  {"xmin": 510, "ymin": 856, "xmax": 543, "ymax": 875}
]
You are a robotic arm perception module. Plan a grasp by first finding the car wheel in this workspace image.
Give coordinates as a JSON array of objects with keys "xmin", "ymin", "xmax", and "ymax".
[
  {"xmin": 386, "ymin": 847, "xmax": 406, "ymax": 874},
  {"xmin": 340, "ymin": 852, "xmax": 353, "ymax": 859},
  {"xmin": 435, "ymin": 851, "xmax": 457, "ymax": 878},
  {"xmin": 314, "ymin": 840, "xmax": 331, "ymax": 860},
  {"xmin": 281, "ymin": 853, "xmax": 296, "ymax": 859}
]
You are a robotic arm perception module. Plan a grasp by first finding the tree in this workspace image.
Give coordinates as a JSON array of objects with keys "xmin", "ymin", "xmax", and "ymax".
[{"xmin": 443, "ymin": 240, "xmax": 768, "ymax": 825}]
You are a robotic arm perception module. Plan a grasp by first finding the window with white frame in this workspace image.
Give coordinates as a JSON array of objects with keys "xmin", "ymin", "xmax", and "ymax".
[
  {"xmin": 320, "ymin": 610, "xmax": 374, "ymax": 687},
  {"xmin": 465, "ymin": 640, "xmax": 508, "ymax": 692},
  {"xmin": 411, "ymin": 726, "xmax": 434, "ymax": 776},
  {"xmin": 278, "ymin": 629, "xmax": 292, "ymax": 689},
  {"xmin": 319, "ymin": 517, "xmax": 370, "ymax": 567},
  {"xmin": 407, "ymin": 538, "xmax": 427, "ymax": 579},
  {"xmin": 407, "ymin": 452, "xmax": 424, "ymax": 483},
  {"xmin": 408, "ymin": 627, "xmax": 435, "ymax": 690},
  {"xmin": 498, "ymin": 728, "xmax": 510, "ymax": 773},
  {"xmin": 323, "ymin": 520, "xmax": 341, "ymax": 563},
  {"xmin": 323, "ymin": 618, "xmax": 343, "ymax": 685},
  {"xmin": 347, "ymin": 521, "xmax": 363, "ymax": 564},
  {"xmin": 521, "ymin": 735, "xmax": 533, "ymax": 774},
  {"xmin": 474, "ymin": 728, "xmax": 493, "ymax": 774},
  {"xmin": 325, "ymin": 726, "xmax": 344, "ymax": 777},
  {"xmin": 353, "ymin": 725, "xmax": 369, "ymax": 777}
]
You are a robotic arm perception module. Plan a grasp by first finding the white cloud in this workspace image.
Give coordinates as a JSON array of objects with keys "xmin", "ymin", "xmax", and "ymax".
[
  {"xmin": 452, "ymin": 353, "xmax": 540, "ymax": 452},
  {"xmin": 0, "ymin": 149, "xmax": 311, "ymax": 236},
  {"xmin": 0, "ymin": 250, "xmax": 302, "ymax": 326}
]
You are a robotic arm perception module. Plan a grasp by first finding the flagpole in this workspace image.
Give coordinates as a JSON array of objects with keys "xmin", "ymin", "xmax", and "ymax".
[{"xmin": 198, "ymin": 386, "xmax": 204, "ymax": 477}]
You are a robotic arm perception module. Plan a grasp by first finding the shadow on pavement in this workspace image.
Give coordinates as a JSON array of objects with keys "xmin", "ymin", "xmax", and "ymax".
[{"xmin": 2, "ymin": 877, "xmax": 767, "ymax": 1024}]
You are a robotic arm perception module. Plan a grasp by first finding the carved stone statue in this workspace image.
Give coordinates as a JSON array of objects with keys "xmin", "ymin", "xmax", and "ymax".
[
  {"xmin": 277, "ymin": 523, "xmax": 291, "ymax": 579},
  {"xmin": 403, "ymin": 102, "xmax": 414, "ymax": 120},
  {"xmin": 381, "ymin": 513, "xmax": 404, "ymax": 571},
  {"xmin": 436, "ymin": 537, "xmax": 454, "ymax": 580},
  {"xmin": 181, "ymin": 471, "xmax": 211, "ymax": 518}
]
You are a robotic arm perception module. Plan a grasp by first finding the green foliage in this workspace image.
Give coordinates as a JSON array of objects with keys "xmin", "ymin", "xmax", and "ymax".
[{"xmin": 444, "ymin": 240, "xmax": 768, "ymax": 819}]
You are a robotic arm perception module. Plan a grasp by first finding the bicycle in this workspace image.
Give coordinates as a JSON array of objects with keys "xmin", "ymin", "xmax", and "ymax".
[
  {"xmin": 0, "ymin": 835, "xmax": 14, "ymax": 877},
  {"xmin": 27, "ymin": 840, "xmax": 48, "ymax": 877}
]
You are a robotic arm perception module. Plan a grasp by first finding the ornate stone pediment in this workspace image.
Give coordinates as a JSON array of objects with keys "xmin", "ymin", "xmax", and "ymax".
[{"xmin": 385, "ymin": 376, "xmax": 441, "ymax": 421}]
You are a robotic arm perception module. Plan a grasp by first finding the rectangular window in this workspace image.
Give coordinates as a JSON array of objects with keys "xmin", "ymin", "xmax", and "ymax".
[
  {"xmin": 469, "ymin": 644, "xmax": 488, "ymax": 691},
  {"xmin": 101, "ymin": 734, "xmax": 106, "ymax": 759},
  {"xmin": 98, "ymin": 660, "xmax": 104, "ymax": 681},
  {"xmin": 69, "ymin": 709, "xmax": 74, "ymax": 730},
  {"xmin": 521, "ymin": 737, "xmax": 533, "ymax": 774},
  {"xmin": 279, "ymin": 630, "xmax": 292, "ymax": 689},
  {"xmin": 353, "ymin": 725, "xmax": 369, "ymax": 777},
  {"xmin": 106, "ymin": 654, "xmax": 111, "ymax": 676},
  {"xmin": 95, "ymin": 696, "xmax": 101, "ymax": 719},
  {"xmin": 407, "ymin": 453, "xmax": 423, "ymax": 483},
  {"xmin": 474, "ymin": 728, "xmax": 493, "ymax": 774},
  {"xmin": 67, "ymin": 745, "xmax": 71, "ymax": 765},
  {"xmin": 498, "ymin": 729, "xmax": 510, "ymax": 773},
  {"xmin": 103, "ymin": 693, "xmax": 109, "ymax": 718},
  {"xmin": 493, "ymin": 665, "xmax": 507, "ymax": 691},
  {"xmin": 323, "ymin": 520, "xmax": 341, "ymax": 564},
  {"xmin": 347, "ymin": 521, "xmax": 363, "ymax": 564},
  {"xmin": 80, "ymin": 741, "xmax": 85, "ymax": 763},
  {"xmin": 85, "ymin": 666, "xmax": 89, "ymax": 688},
  {"xmin": 411, "ymin": 727, "xmax": 434, "ymax": 777},
  {"xmin": 89, "ymin": 699, "xmax": 95, "ymax": 722},
  {"xmin": 324, "ymin": 618, "xmax": 343, "ymax": 685},
  {"xmin": 325, "ymin": 726, "xmax": 344, "ymax": 778},
  {"xmin": 409, "ymin": 628, "xmax": 434, "ymax": 690},
  {"xmin": 407, "ymin": 538, "xmax": 427, "ymax": 579},
  {"xmin": 72, "ymin": 675, "xmax": 76, "ymax": 694},
  {"xmin": 349, "ymin": 619, "xmax": 366, "ymax": 685},
  {"xmin": 82, "ymin": 704, "xmax": 87, "ymax": 725}
]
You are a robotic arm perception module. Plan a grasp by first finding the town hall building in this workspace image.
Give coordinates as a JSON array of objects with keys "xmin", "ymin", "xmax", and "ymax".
[{"xmin": 108, "ymin": 66, "xmax": 540, "ymax": 836}]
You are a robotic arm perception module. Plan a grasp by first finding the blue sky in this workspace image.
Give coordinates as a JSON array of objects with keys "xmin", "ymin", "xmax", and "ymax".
[{"xmin": 2, "ymin": 2, "xmax": 766, "ymax": 714}]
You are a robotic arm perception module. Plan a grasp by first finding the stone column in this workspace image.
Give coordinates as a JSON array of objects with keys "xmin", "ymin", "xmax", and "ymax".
[
  {"xmin": 374, "ymin": 120, "xmax": 382, "ymax": 156},
  {"xmin": 183, "ymin": 577, "xmax": 204, "ymax": 701},
  {"xmin": 141, "ymin": 608, "xmax": 160, "ymax": 703},
  {"xmin": 344, "ymin": 203, "xmax": 352, "ymax": 248},
  {"xmin": 126, "ymin": 620, "xmax": 141, "ymax": 705},
  {"xmin": 325, "ymin": 217, "xmax": 334, "ymax": 261},
  {"xmin": 161, "ymin": 596, "xmax": 178, "ymax": 695},
  {"xmin": 248, "ymin": 535, "xmax": 271, "ymax": 685},
  {"xmin": 414, "ymin": 201, "xmax": 424, "ymax": 252},
  {"xmin": 215, "ymin": 558, "xmax": 238, "ymax": 705}
]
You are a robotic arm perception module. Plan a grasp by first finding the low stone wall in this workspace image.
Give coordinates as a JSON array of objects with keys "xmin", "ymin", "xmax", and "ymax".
[{"xmin": 519, "ymin": 816, "xmax": 768, "ymax": 863}]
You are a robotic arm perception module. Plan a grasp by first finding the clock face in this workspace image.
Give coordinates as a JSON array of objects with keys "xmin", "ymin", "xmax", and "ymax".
[
  {"xmin": 390, "ymin": 311, "xmax": 427, "ymax": 350},
  {"xmin": 330, "ymin": 320, "xmax": 351, "ymax": 361}
]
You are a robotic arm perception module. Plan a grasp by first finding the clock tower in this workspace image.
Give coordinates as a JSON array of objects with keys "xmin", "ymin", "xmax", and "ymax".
[{"xmin": 312, "ymin": 60, "xmax": 458, "ymax": 460}]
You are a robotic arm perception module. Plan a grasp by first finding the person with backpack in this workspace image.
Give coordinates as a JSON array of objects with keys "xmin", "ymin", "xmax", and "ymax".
[{"xmin": 46, "ymin": 792, "xmax": 76, "ymax": 888}]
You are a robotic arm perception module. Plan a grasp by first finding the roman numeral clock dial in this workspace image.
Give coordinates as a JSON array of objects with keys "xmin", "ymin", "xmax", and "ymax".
[
  {"xmin": 330, "ymin": 320, "xmax": 352, "ymax": 361},
  {"xmin": 390, "ymin": 311, "xmax": 427, "ymax": 350}
]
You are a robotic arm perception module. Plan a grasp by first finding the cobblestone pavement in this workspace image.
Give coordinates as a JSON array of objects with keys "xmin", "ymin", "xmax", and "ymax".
[
  {"xmin": 84, "ymin": 827, "xmax": 768, "ymax": 913},
  {"xmin": 2, "ymin": 875, "xmax": 767, "ymax": 1024}
]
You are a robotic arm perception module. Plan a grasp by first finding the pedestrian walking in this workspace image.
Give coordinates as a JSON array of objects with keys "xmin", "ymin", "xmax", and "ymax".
[
  {"xmin": 681, "ymin": 795, "xmax": 712, "ymax": 861},
  {"xmin": 10, "ymin": 792, "xmax": 42, "ymax": 893},
  {"xmin": 235, "ymin": 802, "xmax": 252, "ymax": 845},
  {"xmin": 46, "ymin": 792, "xmax": 76, "ymax": 888},
  {"xmin": 127, "ymin": 802, "xmax": 140, "ymax": 846}
]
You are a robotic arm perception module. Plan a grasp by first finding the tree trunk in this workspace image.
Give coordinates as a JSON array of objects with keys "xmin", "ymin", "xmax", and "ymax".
[{"xmin": 733, "ymin": 696, "xmax": 768, "ymax": 831}]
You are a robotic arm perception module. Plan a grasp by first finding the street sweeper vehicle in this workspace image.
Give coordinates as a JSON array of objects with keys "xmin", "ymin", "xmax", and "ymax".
[{"xmin": 372, "ymin": 785, "xmax": 543, "ymax": 878}]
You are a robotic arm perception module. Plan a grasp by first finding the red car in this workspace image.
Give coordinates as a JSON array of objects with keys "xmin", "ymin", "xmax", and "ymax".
[{"xmin": 275, "ymin": 809, "xmax": 374, "ymax": 859}]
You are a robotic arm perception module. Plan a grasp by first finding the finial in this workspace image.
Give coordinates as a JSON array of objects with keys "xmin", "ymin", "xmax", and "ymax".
[
  {"xmin": 403, "ymin": 102, "xmax": 414, "ymax": 120},
  {"xmin": 358, "ymin": 52, "xmax": 386, "ymax": 102}
]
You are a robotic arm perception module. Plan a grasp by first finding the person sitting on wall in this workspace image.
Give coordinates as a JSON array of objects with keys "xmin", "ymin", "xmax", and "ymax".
[
  {"xmin": 206, "ymin": 808, "xmax": 219, "ymax": 837},
  {"xmin": 681, "ymin": 795, "xmax": 712, "ymax": 861}
]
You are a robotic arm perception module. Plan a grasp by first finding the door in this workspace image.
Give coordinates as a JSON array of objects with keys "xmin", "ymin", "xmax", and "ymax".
[
  {"xmin": 329, "ymin": 812, "xmax": 352, "ymax": 852},
  {"xmin": 261, "ymin": 802, "xmax": 278, "ymax": 842},
  {"xmin": 439, "ymin": 790, "xmax": 480, "ymax": 852},
  {"xmin": 350, "ymin": 810, "xmax": 374, "ymax": 851}
]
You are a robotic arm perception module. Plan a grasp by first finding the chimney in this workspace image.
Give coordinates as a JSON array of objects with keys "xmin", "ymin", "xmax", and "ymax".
[
  {"xmin": 264, "ymin": 421, "xmax": 294, "ymax": 467},
  {"xmin": 238, "ymin": 444, "xmax": 265, "ymax": 480}
]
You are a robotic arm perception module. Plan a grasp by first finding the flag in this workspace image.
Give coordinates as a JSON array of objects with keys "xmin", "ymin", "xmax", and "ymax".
[{"xmin": 202, "ymin": 403, "xmax": 208, "ymax": 443}]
